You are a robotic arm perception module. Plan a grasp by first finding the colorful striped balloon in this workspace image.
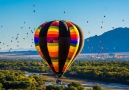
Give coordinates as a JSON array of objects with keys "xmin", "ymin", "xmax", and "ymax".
[{"xmin": 34, "ymin": 20, "xmax": 84, "ymax": 78}]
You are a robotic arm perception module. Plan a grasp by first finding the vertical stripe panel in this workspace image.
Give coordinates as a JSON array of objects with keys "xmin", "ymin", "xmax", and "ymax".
[
  {"xmin": 39, "ymin": 21, "xmax": 56, "ymax": 73},
  {"xmin": 47, "ymin": 21, "xmax": 59, "ymax": 72},
  {"xmin": 62, "ymin": 21, "xmax": 80, "ymax": 72}
]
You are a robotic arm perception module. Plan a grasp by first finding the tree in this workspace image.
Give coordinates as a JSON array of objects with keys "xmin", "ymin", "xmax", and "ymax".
[
  {"xmin": 67, "ymin": 82, "xmax": 86, "ymax": 90},
  {"xmin": 46, "ymin": 84, "xmax": 57, "ymax": 90},
  {"xmin": 0, "ymin": 83, "xmax": 4, "ymax": 90},
  {"xmin": 68, "ymin": 82, "xmax": 82, "ymax": 87},
  {"xmin": 67, "ymin": 86, "xmax": 78, "ymax": 90},
  {"xmin": 92, "ymin": 84, "xmax": 102, "ymax": 90}
]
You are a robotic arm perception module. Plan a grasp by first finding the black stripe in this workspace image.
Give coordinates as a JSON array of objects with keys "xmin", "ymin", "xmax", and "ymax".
[
  {"xmin": 65, "ymin": 23, "xmax": 84, "ymax": 71},
  {"xmin": 39, "ymin": 21, "xmax": 53, "ymax": 37},
  {"xmin": 39, "ymin": 21, "xmax": 56, "ymax": 73},
  {"xmin": 58, "ymin": 21, "xmax": 70, "ymax": 75}
]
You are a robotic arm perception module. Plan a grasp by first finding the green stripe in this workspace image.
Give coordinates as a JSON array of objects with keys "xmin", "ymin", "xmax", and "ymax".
[
  {"xmin": 70, "ymin": 44, "xmax": 77, "ymax": 47},
  {"xmin": 49, "ymin": 26, "xmax": 59, "ymax": 29},
  {"xmin": 38, "ymin": 26, "xmax": 42, "ymax": 29},
  {"xmin": 48, "ymin": 43, "xmax": 58, "ymax": 46},
  {"xmin": 35, "ymin": 44, "xmax": 39, "ymax": 46},
  {"xmin": 69, "ymin": 27, "xmax": 74, "ymax": 30},
  {"xmin": 65, "ymin": 59, "xmax": 70, "ymax": 62},
  {"xmin": 52, "ymin": 59, "xmax": 58, "ymax": 62}
]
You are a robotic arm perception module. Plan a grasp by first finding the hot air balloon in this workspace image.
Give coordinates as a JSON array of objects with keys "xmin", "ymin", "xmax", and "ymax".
[{"xmin": 34, "ymin": 20, "xmax": 84, "ymax": 79}]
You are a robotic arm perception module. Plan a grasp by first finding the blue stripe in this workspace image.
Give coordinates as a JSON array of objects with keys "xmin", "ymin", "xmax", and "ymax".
[
  {"xmin": 34, "ymin": 38, "xmax": 39, "ymax": 43},
  {"xmin": 71, "ymin": 40, "xmax": 78, "ymax": 44}
]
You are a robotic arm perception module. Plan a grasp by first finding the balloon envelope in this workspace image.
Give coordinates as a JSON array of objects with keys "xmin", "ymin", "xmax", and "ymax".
[{"xmin": 34, "ymin": 20, "xmax": 84, "ymax": 78}]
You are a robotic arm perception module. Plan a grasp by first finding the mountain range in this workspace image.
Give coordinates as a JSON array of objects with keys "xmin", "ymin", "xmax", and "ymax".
[{"xmin": 81, "ymin": 27, "xmax": 129, "ymax": 53}]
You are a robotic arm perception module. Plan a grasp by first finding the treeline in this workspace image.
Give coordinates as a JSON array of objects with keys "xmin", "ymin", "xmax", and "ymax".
[
  {"xmin": 0, "ymin": 59, "xmax": 129, "ymax": 85},
  {"xmin": 0, "ymin": 70, "xmax": 51, "ymax": 89},
  {"xmin": 0, "ymin": 70, "xmax": 102, "ymax": 90},
  {"xmin": 0, "ymin": 59, "xmax": 49, "ymax": 73},
  {"xmin": 65, "ymin": 60, "xmax": 129, "ymax": 84}
]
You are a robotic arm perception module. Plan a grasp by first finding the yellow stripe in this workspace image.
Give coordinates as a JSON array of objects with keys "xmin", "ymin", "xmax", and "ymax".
[
  {"xmin": 70, "ymin": 29, "xmax": 77, "ymax": 33},
  {"xmin": 35, "ymin": 29, "xmax": 40, "ymax": 33},
  {"xmin": 47, "ymin": 46, "xmax": 58, "ymax": 52},
  {"xmin": 52, "ymin": 62, "xmax": 58, "ymax": 66},
  {"xmin": 48, "ymin": 29, "xmax": 58, "ymax": 32},
  {"xmin": 36, "ymin": 46, "xmax": 41, "ymax": 52},
  {"xmin": 35, "ymin": 46, "xmax": 44, "ymax": 58},
  {"xmin": 69, "ymin": 46, "xmax": 76, "ymax": 52},
  {"xmin": 35, "ymin": 26, "xmax": 42, "ymax": 33},
  {"xmin": 47, "ymin": 28, "xmax": 59, "ymax": 32}
]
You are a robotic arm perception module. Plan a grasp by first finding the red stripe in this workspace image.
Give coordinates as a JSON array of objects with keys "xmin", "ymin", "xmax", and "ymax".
[
  {"xmin": 47, "ymin": 34, "xmax": 58, "ymax": 37},
  {"xmin": 34, "ymin": 34, "xmax": 39, "ymax": 37},
  {"xmin": 71, "ymin": 35, "xmax": 78, "ymax": 37},
  {"xmin": 50, "ymin": 21, "xmax": 59, "ymax": 27},
  {"xmin": 40, "ymin": 22, "xmax": 47, "ymax": 27},
  {"xmin": 71, "ymin": 37, "xmax": 78, "ymax": 40},
  {"xmin": 65, "ymin": 22, "xmax": 73, "ymax": 27}
]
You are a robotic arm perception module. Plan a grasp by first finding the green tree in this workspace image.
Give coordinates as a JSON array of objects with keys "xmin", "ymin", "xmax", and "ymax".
[
  {"xmin": 68, "ymin": 82, "xmax": 82, "ymax": 87},
  {"xmin": 0, "ymin": 83, "xmax": 5, "ymax": 90},
  {"xmin": 67, "ymin": 82, "xmax": 86, "ymax": 90},
  {"xmin": 92, "ymin": 84, "xmax": 102, "ymax": 90},
  {"xmin": 67, "ymin": 86, "xmax": 78, "ymax": 90}
]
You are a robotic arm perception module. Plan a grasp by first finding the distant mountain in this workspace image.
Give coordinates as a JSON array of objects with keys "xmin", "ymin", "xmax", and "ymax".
[
  {"xmin": 1, "ymin": 48, "xmax": 36, "ymax": 52},
  {"xmin": 0, "ymin": 50, "xmax": 38, "ymax": 55},
  {"xmin": 1, "ymin": 27, "xmax": 129, "ymax": 54},
  {"xmin": 81, "ymin": 27, "xmax": 129, "ymax": 53}
]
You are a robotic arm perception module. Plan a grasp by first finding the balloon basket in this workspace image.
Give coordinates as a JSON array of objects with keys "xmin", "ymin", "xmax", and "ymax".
[{"xmin": 56, "ymin": 78, "xmax": 62, "ymax": 85}]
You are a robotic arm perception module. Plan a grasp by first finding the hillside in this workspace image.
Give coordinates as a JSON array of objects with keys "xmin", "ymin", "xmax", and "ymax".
[{"xmin": 81, "ymin": 27, "xmax": 129, "ymax": 53}]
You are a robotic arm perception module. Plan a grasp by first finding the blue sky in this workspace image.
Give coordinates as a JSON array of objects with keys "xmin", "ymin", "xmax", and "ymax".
[{"xmin": 0, "ymin": 0, "xmax": 129, "ymax": 51}]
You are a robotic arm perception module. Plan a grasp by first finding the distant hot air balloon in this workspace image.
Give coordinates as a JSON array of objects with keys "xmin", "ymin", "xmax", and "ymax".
[{"xmin": 34, "ymin": 20, "xmax": 84, "ymax": 78}]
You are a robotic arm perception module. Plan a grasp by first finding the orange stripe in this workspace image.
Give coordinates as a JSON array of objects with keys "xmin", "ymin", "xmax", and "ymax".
[
  {"xmin": 49, "ymin": 52, "xmax": 58, "ymax": 57},
  {"xmin": 48, "ymin": 31, "xmax": 58, "ymax": 33}
]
